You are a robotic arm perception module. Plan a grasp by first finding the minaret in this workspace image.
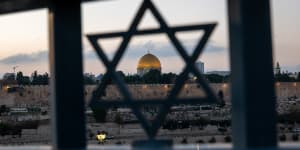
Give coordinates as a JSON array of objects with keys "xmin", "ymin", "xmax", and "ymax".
[{"xmin": 274, "ymin": 62, "xmax": 281, "ymax": 75}]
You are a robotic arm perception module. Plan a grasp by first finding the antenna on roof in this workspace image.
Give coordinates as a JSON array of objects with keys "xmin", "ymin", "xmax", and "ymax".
[
  {"xmin": 12, "ymin": 66, "xmax": 18, "ymax": 73},
  {"xmin": 145, "ymin": 40, "xmax": 154, "ymax": 54}
]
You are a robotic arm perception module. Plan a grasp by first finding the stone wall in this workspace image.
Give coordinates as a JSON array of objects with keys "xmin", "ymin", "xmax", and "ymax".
[
  {"xmin": 84, "ymin": 83, "xmax": 230, "ymax": 103},
  {"xmin": 275, "ymin": 82, "xmax": 300, "ymax": 99},
  {"xmin": 1, "ymin": 82, "xmax": 300, "ymax": 106}
]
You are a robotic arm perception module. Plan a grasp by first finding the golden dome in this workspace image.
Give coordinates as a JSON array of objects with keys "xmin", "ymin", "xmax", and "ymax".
[{"xmin": 137, "ymin": 53, "xmax": 161, "ymax": 70}]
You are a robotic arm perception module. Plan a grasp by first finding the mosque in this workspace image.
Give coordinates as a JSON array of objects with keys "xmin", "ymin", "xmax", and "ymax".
[{"xmin": 137, "ymin": 52, "xmax": 161, "ymax": 76}]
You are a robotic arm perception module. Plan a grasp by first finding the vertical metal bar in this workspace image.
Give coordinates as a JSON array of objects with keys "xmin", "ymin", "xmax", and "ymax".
[
  {"xmin": 228, "ymin": 0, "xmax": 277, "ymax": 149},
  {"xmin": 48, "ymin": 0, "xmax": 86, "ymax": 149}
]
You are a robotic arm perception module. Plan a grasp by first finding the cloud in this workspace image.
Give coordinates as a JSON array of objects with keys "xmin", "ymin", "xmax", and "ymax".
[
  {"xmin": 0, "ymin": 51, "xmax": 48, "ymax": 65},
  {"xmin": 281, "ymin": 64, "xmax": 300, "ymax": 73},
  {"xmin": 0, "ymin": 39, "xmax": 226, "ymax": 66},
  {"xmin": 84, "ymin": 39, "xmax": 227, "ymax": 60},
  {"xmin": 0, "ymin": 50, "xmax": 103, "ymax": 65}
]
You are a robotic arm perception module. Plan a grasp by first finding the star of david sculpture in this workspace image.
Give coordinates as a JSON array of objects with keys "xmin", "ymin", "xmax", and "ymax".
[{"xmin": 87, "ymin": 0, "xmax": 219, "ymax": 146}]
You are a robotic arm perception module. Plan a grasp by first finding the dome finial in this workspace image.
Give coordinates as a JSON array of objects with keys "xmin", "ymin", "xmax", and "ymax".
[{"xmin": 145, "ymin": 40, "xmax": 154, "ymax": 54}]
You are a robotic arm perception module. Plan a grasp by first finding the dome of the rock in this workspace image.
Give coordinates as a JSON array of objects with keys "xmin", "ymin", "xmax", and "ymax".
[{"xmin": 137, "ymin": 53, "xmax": 161, "ymax": 76}]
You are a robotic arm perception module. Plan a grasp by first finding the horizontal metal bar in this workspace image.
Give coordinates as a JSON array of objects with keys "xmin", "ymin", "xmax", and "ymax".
[
  {"xmin": 90, "ymin": 97, "xmax": 214, "ymax": 108},
  {"xmin": 0, "ymin": 0, "xmax": 49, "ymax": 14},
  {"xmin": 87, "ymin": 23, "xmax": 216, "ymax": 39},
  {"xmin": 0, "ymin": 0, "xmax": 107, "ymax": 15},
  {"xmin": 1, "ymin": 144, "xmax": 300, "ymax": 150}
]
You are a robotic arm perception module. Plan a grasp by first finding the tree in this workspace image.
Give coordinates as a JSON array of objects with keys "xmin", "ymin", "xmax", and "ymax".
[
  {"xmin": 197, "ymin": 117, "xmax": 209, "ymax": 127},
  {"xmin": 3, "ymin": 73, "xmax": 15, "ymax": 81},
  {"xmin": 31, "ymin": 71, "xmax": 49, "ymax": 85},
  {"xmin": 218, "ymin": 90, "xmax": 226, "ymax": 107},
  {"xmin": 116, "ymin": 71, "xmax": 126, "ymax": 80},
  {"xmin": 31, "ymin": 71, "xmax": 38, "ymax": 84},
  {"xmin": 292, "ymin": 134, "xmax": 299, "ymax": 141},
  {"xmin": 43, "ymin": 72, "xmax": 49, "ymax": 84},
  {"xmin": 275, "ymin": 72, "xmax": 295, "ymax": 82},
  {"xmin": 16, "ymin": 71, "xmax": 31, "ymax": 85},
  {"xmin": 91, "ymin": 107, "xmax": 107, "ymax": 123},
  {"xmin": 0, "ymin": 123, "xmax": 11, "ymax": 136},
  {"xmin": 279, "ymin": 134, "xmax": 286, "ymax": 141},
  {"xmin": 205, "ymin": 74, "xmax": 225, "ymax": 83},
  {"xmin": 120, "ymin": 71, "xmax": 178, "ymax": 84},
  {"xmin": 143, "ymin": 69, "xmax": 161, "ymax": 84},
  {"xmin": 278, "ymin": 104, "xmax": 300, "ymax": 123},
  {"xmin": 124, "ymin": 74, "xmax": 142, "ymax": 84},
  {"xmin": 84, "ymin": 74, "xmax": 96, "ymax": 85},
  {"xmin": 196, "ymin": 139, "xmax": 204, "ymax": 144},
  {"xmin": 16, "ymin": 71, "xmax": 23, "ymax": 84},
  {"xmin": 181, "ymin": 138, "xmax": 188, "ymax": 144},
  {"xmin": 0, "ymin": 105, "xmax": 8, "ymax": 115},
  {"xmin": 223, "ymin": 75, "xmax": 230, "ymax": 82},
  {"xmin": 114, "ymin": 112, "xmax": 124, "ymax": 134},
  {"xmin": 208, "ymin": 136, "xmax": 216, "ymax": 143},
  {"xmin": 160, "ymin": 72, "xmax": 177, "ymax": 84},
  {"xmin": 22, "ymin": 77, "xmax": 30, "ymax": 85},
  {"xmin": 224, "ymin": 135, "xmax": 232, "ymax": 143}
]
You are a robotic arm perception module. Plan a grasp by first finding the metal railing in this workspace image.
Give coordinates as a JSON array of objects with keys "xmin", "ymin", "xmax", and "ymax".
[{"xmin": 87, "ymin": 0, "xmax": 219, "ymax": 140}]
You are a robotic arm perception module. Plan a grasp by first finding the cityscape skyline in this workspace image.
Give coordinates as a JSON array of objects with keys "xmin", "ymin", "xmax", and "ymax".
[
  {"xmin": 0, "ymin": 0, "xmax": 299, "ymax": 147},
  {"xmin": 0, "ymin": 0, "xmax": 299, "ymax": 77}
]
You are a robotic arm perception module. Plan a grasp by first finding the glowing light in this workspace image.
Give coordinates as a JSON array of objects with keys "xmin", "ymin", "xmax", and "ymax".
[
  {"xmin": 223, "ymin": 84, "xmax": 227, "ymax": 88},
  {"xmin": 164, "ymin": 85, "xmax": 168, "ymax": 89},
  {"xmin": 96, "ymin": 133, "xmax": 106, "ymax": 142},
  {"xmin": 276, "ymin": 82, "xmax": 280, "ymax": 86},
  {"xmin": 184, "ymin": 84, "xmax": 188, "ymax": 89},
  {"xmin": 294, "ymin": 82, "xmax": 297, "ymax": 86},
  {"xmin": 4, "ymin": 85, "xmax": 10, "ymax": 91}
]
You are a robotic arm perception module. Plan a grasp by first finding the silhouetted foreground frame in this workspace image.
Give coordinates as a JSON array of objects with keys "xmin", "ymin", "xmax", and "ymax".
[
  {"xmin": 0, "ymin": 0, "xmax": 283, "ymax": 150},
  {"xmin": 87, "ymin": 0, "xmax": 218, "ymax": 140}
]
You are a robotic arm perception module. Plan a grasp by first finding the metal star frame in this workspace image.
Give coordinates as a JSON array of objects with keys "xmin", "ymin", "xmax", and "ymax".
[{"xmin": 87, "ymin": 0, "xmax": 218, "ymax": 139}]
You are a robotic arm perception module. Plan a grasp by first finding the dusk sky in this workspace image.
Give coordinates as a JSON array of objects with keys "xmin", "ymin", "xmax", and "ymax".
[{"xmin": 0, "ymin": 0, "xmax": 299, "ymax": 78}]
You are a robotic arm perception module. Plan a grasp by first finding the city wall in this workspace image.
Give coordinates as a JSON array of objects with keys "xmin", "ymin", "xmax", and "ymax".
[{"xmin": 0, "ymin": 82, "xmax": 299, "ymax": 106}]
